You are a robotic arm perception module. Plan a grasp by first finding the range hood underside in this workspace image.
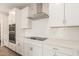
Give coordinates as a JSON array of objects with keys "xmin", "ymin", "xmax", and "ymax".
[{"xmin": 28, "ymin": 12, "xmax": 49, "ymax": 20}]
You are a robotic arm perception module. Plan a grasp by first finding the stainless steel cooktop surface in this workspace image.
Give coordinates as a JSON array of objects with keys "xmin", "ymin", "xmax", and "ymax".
[{"xmin": 26, "ymin": 37, "xmax": 48, "ymax": 41}]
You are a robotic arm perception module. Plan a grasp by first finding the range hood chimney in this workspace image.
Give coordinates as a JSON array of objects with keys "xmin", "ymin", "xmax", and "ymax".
[{"xmin": 28, "ymin": 3, "xmax": 49, "ymax": 20}]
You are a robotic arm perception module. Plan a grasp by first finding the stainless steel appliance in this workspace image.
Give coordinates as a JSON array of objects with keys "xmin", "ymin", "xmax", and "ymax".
[{"xmin": 9, "ymin": 24, "xmax": 16, "ymax": 43}]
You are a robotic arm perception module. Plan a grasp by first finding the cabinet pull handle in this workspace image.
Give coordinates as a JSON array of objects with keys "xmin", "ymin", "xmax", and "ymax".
[
  {"xmin": 53, "ymin": 48, "xmax": 58, "ymax": 50},
  {"xmin": 53, "ymin": 48, "xmax": 57, "ymax": 56},
  {"xmin": 30, "ymin": 47, "xmax": 33, "ymax": 51}
]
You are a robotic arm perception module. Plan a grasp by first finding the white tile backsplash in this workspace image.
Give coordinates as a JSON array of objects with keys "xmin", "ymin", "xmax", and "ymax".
[
  {"xmin": 49, "ymin": 27, "xmax": 79, "ymax": 40},
  {"xmin": 25, "ymin": 18, "xmax": 49, "ymax": 37}
]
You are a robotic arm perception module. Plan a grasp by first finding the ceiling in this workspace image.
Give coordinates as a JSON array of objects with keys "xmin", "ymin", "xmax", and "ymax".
[{"xmin": 0, "ymin": 3, "xmax": 29, "ymax": 9}]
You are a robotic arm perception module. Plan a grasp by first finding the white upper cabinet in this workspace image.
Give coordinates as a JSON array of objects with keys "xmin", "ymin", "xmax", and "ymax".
[
  {"xmin": 65, "ymin": 3, "xmax": 79, "ymax": 26},
  {"xmin": 21, "ymin": 7, "xmax": 32, "ymax": 29},
  {"xmin": 43, "ymin": 3, "xmax": 49, "ymax": 15},
  {"xmin": 49, "ymin": 3, "xmax": 64, "ymax": 27},
  {"xmin": 8, "ymin": 10, "xmax": 16, "ymax": 24}
]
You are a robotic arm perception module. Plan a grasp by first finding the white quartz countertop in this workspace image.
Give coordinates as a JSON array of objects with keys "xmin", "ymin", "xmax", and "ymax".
[
  {"xmin": 43, "ymin": 38, "xmax": 79, "ymax": 50},
  {"xmin": 24, "ymin": 36, "xmax": 79, "ymax": 50}
]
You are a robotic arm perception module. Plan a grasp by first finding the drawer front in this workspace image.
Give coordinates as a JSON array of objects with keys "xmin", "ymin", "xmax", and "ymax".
[
  {"xmin": 56, "ymin": 47, "xmax": 74, "ymax": 56},
  {"xmin": 55, "ymin": 52, "xmax": 69, "ymax": 56}
]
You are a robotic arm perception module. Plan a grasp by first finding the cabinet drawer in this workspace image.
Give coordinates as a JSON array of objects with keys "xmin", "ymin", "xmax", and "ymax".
[
  {"xmin": 56, "ymin": 47, "xmax": 74, "ymax": 55},
  {"xmin": 56, "ymin": 52, "xmax": 69, "ymax": 56}
]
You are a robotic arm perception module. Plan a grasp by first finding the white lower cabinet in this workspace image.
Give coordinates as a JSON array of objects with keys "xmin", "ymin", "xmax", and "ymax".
[
  {"xmin": 43, "ymin": 44, "xmax": 55, "ymax": 56},
  {"xmin": 43, "ymin": 44, "xmax": 77, "ymax": 56},
  {"xmin": 8, "ymin": 42, "xmax": 16, "ymax": 51},
  {"xmin": 23, "ymin": 41, "xmax": 79, "ymax": 56},
  {"xmin": 16, "ymin": 40, "xmax": 24, "ymax": 55},
  {"xmin": 23, "ymin": 42, "xmax": 42, "ymax": 56},
  {"xmin": 14, "ymin": 40, "xmax": 79, "ymax": 56},
  {"xmin": 4, "ymin": 38, "xmax": 9, "ymax": 47}
]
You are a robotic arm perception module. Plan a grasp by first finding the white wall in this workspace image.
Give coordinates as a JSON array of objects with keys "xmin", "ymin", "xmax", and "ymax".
[
  {"xmin": 49, "ymin": 27, "xmax": 79, "ymax": 41},
  {"xmin": 0, "ymin": 6, "xmax": 9, "ymax": 41},
  {"xmin": 0, "ymin": 13, "xmax": 8, "ymax": 46}
]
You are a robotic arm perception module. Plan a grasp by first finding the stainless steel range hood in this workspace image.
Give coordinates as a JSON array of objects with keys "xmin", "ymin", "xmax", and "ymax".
[{"xmin": 28, "ymin": 3, "xmax": 49, "ymax": 20}]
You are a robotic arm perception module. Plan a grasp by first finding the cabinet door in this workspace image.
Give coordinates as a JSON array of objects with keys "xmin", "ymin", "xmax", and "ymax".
[
  {"xmin": 15, "ymin": 8, "xmax": 23, "ymax": 55},
  {"xmin": 31, "ymin": 44, "xmax": 42, "ymax": 56},
  {"xmin": 21, "ymin": 7, "xmax": 32, "ymax": 29},
  {"xmin": 65, "ymin": 3, "xmax": 79, "ymax": 26},
  {"xmin": 43, "ymin": 45, "xmax": 55, "ymax": 56},
  {"xmin": 23, "ymin": 43, "xmax": 29, "ymax": 56},
  {"xmin": 49, "ymin": 3, "xmax": 64, "ymax": 27},
  {"xmin": 23, "ymin": 43, "xmax": 42, "ymax": 56},
  {"xmin": 16, "ymin": 40, "xmax": 23, "ymax": 55}
]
